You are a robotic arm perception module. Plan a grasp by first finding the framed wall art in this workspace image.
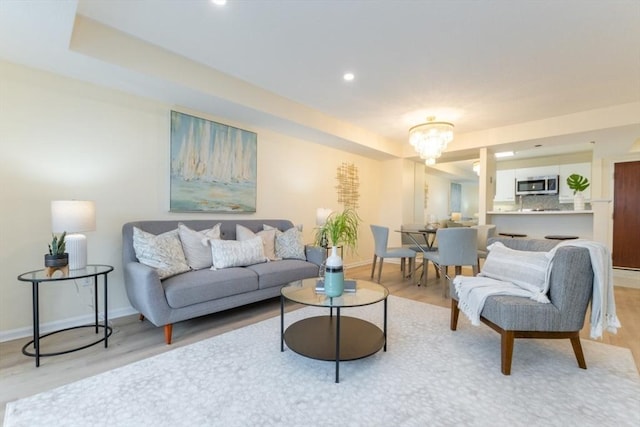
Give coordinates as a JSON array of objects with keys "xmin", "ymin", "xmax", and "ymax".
[{"xmin": 170, "ymin": 111, "xmax": 257, "ymax": 212}]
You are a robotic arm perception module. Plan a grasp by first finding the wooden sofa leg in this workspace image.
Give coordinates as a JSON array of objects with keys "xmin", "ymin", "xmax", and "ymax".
[
  {"xmin": 450, "ymin": 299, "xmax": 460, "ymax": 331},
  {"xmin": 164, "ymin": 324, "xmax": 173, "ymax": 345},
  {"xmin": 501, "ymin": 330, "xmax": 515, "ymax": 375},
  {"xmin": 139, "ymin": 314, "xmax": 145, "ymax": 321},
  {"xmin": 570, "ymin": 333, "xmax": 587, "ymax": 369}
]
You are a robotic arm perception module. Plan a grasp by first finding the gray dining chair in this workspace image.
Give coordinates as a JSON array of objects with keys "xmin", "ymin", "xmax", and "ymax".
[
  {"xmin": 420, "ymin": 227, "xmax": 479, "ymax": 296},
  {"xmin": 471, "ymin": 224, "xmax": 497, "ymax": 271},
  {"xmin": 370, "ymin": 225, "xmax": 417, "ymax": 283}
]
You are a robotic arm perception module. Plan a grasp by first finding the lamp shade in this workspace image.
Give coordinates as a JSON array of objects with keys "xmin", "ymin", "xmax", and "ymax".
[
  {"xmin": 316, "ymin": 208, "xmax": 333, "ymax": 226},
  {"xmin": 51, "ymin": 200, "xmax": 96, "ymax": 233}
]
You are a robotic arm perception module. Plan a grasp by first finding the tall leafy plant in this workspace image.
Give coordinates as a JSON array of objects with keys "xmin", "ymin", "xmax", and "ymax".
[{"xmin": 315, "ymin": 209, "xmax": 360, "ymax": 252}]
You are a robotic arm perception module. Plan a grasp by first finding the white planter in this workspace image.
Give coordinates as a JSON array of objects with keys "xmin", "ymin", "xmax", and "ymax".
[{"xmin": 573, "ymin": 192, "xmax": 585, "ymax": 211}]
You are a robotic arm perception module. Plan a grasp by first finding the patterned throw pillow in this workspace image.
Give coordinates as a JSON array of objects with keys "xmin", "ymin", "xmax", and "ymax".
[
  {"xmin": 178, "ymin": 223, "xmax": 221, "ymax": 270},
  {"xmin": 480, "ymin": 242, "xmax": 552, "ymax": 298},
  {"xmin": 264, "ymin": 225, "xmax": 306, "ymax": 260},
  {"xmin": 236, "ymin": 225, "xmax": 278, "ymax": 261},
  {"xmin": 208, "ymin": 236, "xmax": 266, "ymax": 269},
  {"xmin": 133, "ymin": 227, "xmax": 190, "ymax": 279}
]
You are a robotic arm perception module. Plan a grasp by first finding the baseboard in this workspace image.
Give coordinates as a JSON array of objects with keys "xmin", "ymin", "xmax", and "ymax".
[
  {"xmin": 0, "ymin": 306, "xmax": 138, "ymax": 343},
  {"xmin": 613, "ymin": 268, "xmax": 640, "ymax": 289}
]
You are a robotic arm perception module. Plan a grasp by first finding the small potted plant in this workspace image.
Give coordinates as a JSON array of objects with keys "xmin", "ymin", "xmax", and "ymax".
[
  {"xmin": 45, "ymin": 231, "xmax": 68, "ymax": 267},
  {"xmin": 566, "ymin": 174, "xmax": 590, "ymax": 211},
  {"xmin": 314, "ymin": 209, "xmax": 360, "ymax": 297}
]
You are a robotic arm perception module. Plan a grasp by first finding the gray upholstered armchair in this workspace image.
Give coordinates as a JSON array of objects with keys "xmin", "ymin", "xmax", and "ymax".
[{"xmin": 450, "ymin": 237, "xmax": 594, "ymax": 375}]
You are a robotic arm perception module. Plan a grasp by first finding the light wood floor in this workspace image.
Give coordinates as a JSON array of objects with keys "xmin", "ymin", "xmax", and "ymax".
[{"xmin": 1, "ymin": 263, "xmax": 638, "ymax": 421}]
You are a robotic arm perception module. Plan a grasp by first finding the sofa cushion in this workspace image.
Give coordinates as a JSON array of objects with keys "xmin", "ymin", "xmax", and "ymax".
[
  {"xmin": 236, "ymin": 224, "xmax": 278, "ymax": 261},
  {"xmin": 481, "ymin": 294, "xmax": 562, "ymax": 331},
  {"xmin": 264, "ymin": 225, "xmax": 306, "ymax": 260},
  {"xmin": 178, "ymin": 222, "xmax": 221, "ymax": 270},
  {"xmin": 162, "ymin": 268, "xmax": 259, "ymax": 308},
  {"xmin": 246, "ymin": 259, "xmax": 319, "ymax": 289},
  {"xmin": 480, "ymin": 242, "xmax": 552, "ymax": 299},
  {"xmin": 133, "ymin": 227, "xmax": 190, "ymax": 279},
  {"xmin": 208, "ymin": 236, "xmax": 267, "ymax": 269}
]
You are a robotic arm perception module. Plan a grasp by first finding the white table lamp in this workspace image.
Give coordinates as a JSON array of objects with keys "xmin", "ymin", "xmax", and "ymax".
[{"xmin": 51, "ymin": 200, "xmax": 96, "ymax": 270}]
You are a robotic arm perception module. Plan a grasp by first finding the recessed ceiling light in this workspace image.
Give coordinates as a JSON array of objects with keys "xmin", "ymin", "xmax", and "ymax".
[
  {"xmin": 495, "ymin": 151, "xmax": 515, "ymax": 158},
  {"xmin": 211, "ymin": 0, "xmax": 227, "ymax": 5},
  {"xmin": 343, "ymin": 72, "xmax": 355, "ymax": 81}
]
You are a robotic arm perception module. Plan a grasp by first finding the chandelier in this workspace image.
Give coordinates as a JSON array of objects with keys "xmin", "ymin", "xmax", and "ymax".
[{"xmin": 408, "ymin": 117, "xmax": 454, "ymax": 165}]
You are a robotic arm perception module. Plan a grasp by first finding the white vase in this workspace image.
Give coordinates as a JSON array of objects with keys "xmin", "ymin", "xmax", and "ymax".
[
  {"xmin": 324, "ymin": 246, "xmax": 344, "ymax": 297},
  {"xmin": 574, "ymin": 192, "xmax": 585, "ymax": 211}
]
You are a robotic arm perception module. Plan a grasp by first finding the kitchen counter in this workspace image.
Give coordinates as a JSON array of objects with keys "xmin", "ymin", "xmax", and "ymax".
[
  {"xmin": 487, "ymin": 210, "xmax": 593, "ymax": 215},
  {"xmin": 487, "ymin": 210, "xmax": 593, "ymax": 239}
]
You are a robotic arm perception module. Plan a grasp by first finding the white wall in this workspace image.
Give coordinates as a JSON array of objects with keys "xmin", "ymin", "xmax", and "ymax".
[
  {"xmin": 424, "ymin": 172, "xmax": 451, "ymax": 222},
  {"xmin": 0, "ymin": 61, "xmax": 384, "ymax": 337}
]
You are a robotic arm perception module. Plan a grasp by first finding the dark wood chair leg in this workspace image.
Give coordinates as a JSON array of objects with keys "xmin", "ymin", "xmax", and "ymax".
[
  {"xmin": 370, "ymin": 255, "xmax": 377, "ymax": 279},
  {"xmin": 450, "ymin": 299, "xmax": 460, "ymax": 331},
  {"xmin": 376, "ymin": 258, "xmax": 384, "ymax": 283},
  {"xmin": 501, "ymin": 330, "xmax": 515, "ymax": 375},
  {"xmin": 570, "ymin": 333, "xmax": 587, "ymax": 369},
  {"xmin": 164, "ymin": 324, "xmax": 173, "ymax": 345},
  {"xmin": 139, "ymin": 314, "xmax": 145, "ymax": 321}
]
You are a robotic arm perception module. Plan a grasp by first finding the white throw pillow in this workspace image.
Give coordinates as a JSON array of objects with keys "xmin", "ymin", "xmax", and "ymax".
[
  {"xmin": 263, "ymin": 225, "xmax": 306, "ymax": 260},
  {"xmin": 133, "ymin": 227, "xmax": 190, "ymax": 279},
  {"xmin": 480, "ymin": 242, "xmax": 552, "ymax": 298},
  {"xmin": 208, "ymin": 236, "xmax": 266, "ymax": 269},
  {"xmin": 236, "ymin": 224, "xmax": 278, "ymax": 261},
  {"xmin": 178, "ymin": 223, "xmax": 221, "ymax": 270}
]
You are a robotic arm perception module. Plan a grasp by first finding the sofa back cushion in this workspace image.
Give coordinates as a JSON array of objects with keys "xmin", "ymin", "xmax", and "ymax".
[{"xmin": 123, "ymin": 219, "xmax": 295, "ymax": 265}]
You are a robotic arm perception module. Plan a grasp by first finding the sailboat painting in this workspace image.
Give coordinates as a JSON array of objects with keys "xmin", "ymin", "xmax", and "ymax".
[{"xmin": 170, "ymin": 111, "xmax": 257, "ymax": 212}]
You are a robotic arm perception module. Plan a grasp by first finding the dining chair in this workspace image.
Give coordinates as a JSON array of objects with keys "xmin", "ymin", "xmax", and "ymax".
[
  {"xmin": 370, "ymin": 225, "xmax": 417, "ymax": 283},
  {"xmin": 420, "ymin": 227, "xmax": 478, "ymax": 296},
  {"xmin": 471, "ymin": 224, "xmax": 497, "ymax": 271}
]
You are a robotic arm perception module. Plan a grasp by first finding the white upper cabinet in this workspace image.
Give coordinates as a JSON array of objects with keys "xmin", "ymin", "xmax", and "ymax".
[
  {"xmin": 515, "ymin": 165, "xmax": 560, "ymax": 179},
  {"xmin": 559, "ymin": 162, "xmax": 591, "ymax": 203},
  {"xmin": 494, "ymin": 169, "xmax": 516, "ymax": 202}
]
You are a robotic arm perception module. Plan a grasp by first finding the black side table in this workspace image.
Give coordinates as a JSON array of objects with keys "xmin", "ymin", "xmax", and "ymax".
[{"xmin": 17, "ymin": 264, "xmax": 114, "ymax": 367}]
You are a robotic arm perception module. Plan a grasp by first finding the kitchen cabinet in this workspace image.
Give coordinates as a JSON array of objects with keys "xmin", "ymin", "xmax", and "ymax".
[
  {"xmin": 559, "ymin": 162, "xmax": 591, "ymax": 203},
  {"xmin": 515, "ymin": 165, "xmax": 559, "ymax": 179},
  {"xmin": 494, "ymin": 169, "xmax": 516, "ymax": 202}
]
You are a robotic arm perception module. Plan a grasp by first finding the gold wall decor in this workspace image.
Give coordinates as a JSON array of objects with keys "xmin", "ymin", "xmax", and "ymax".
[{"xmin": 335, "ymin": 162, "xmax": 360, "ymax": 210}]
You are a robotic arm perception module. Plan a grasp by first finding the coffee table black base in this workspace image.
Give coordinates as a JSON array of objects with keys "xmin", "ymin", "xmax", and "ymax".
[{"xmin": 284, "ymin": 315, "xmax": 385, "ymax": 361}]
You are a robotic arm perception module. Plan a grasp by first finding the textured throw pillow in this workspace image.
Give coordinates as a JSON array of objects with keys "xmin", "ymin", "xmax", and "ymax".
[
  {"xmin": 264, "ymin": 225, "xmax": 306, "ymax": 260},
  {"xmin": 480, "ymin": 242, "xmax": 552, "ymax": 298},
  {"xmin": 178, "ymin": 223, "xmax": 221, "ymax": 270},
  {"xmin": 236, "ymin": 225, "xmax": 278, "ymax": 261},
  {"xmin": 208, "ymin": 236, "xmax": 266, "ymax": 269},
  {"xmin": 133, "ymin": 227, "xmax": 190, "ymax": 279}
]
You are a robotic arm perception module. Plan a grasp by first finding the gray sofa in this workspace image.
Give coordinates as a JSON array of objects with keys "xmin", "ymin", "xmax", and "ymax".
[
  {"xmin": 450, "ymin": 237, "xmax": 594, "ymax": 375},
  {"xmin": 122, "ymin": 219, "xmax": 324, "ymax": 344}
]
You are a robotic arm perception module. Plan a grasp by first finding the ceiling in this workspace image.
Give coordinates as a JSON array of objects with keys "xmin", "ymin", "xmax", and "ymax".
[{"xmin": 1, "ymin": 0, "xmax": 639, "ymax": 177}]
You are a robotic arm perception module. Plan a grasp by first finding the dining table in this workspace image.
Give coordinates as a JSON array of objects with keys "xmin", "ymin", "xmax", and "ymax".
[{"xmin": 395, "ymin": 228, "xmax": 440, "ymax": 285}]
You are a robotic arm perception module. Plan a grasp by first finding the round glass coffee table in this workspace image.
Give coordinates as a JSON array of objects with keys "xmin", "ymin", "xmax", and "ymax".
[{"xmin": 280, "ymin": 278, "xmax": 388, "ymax": 383}]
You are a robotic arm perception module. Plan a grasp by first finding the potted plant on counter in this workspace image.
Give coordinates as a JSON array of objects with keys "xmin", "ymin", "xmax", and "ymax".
[
  {"xmin": 566, "ymin": 174, "xmax": 590, "ymax": 211},
  {"xmin": 315, "ymin": 209, "xmax": 360, "ymax": 297}
]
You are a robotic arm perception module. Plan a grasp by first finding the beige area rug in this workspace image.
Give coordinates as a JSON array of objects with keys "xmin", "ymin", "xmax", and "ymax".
[{"xmin": 5, "ymin": 296, "xmax": 640, "ymax": 427}]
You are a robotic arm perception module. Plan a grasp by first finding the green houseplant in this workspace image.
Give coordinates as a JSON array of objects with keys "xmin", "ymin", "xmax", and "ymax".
[
  {"xmin": 315, "ymin": 209, "xmax": 360, "ymax": 297},
  {"xmin": 566, "ymin": 174, "xmax": 590, "ymax": 194},
  {"xmin": 315, "ymin": 209, "xmax": 360, "ymax": 252},
  {"xmin": 45, "ymin": 231, "xmax": 68, "ymax": 267},
  {"xmin": 566, "ymin": 173, "xmax": 590, "ymax": 211}
]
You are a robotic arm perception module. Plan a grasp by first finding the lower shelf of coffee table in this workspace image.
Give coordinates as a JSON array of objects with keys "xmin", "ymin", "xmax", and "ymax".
[{"xmin": 284, "ymin": 315, "xmax": 385, "ymax": 361}]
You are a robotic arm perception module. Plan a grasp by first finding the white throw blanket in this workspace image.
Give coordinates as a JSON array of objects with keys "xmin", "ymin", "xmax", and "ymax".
[
  {"xmin": 454, "ymin": 239, "xmax": 621, "ymax": 339},
  {"xmin": 547, "ymin": 239, "xmax": 621, "ymax": 339},
  {"xmin": 453, "ymin": 276, "xmax": 534, "ymax": 326}
]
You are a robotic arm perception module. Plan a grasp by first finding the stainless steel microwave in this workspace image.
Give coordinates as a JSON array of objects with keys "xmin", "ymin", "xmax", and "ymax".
[{"xmin": 515, "ymin": 175, "xmax": 559, "ymax": 195}]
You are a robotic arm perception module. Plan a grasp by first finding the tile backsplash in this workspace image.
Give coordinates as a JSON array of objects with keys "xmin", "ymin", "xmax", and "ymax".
[{"xmin": 493, "ymin": 194, "xmax": 591, "ymax": 212}]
